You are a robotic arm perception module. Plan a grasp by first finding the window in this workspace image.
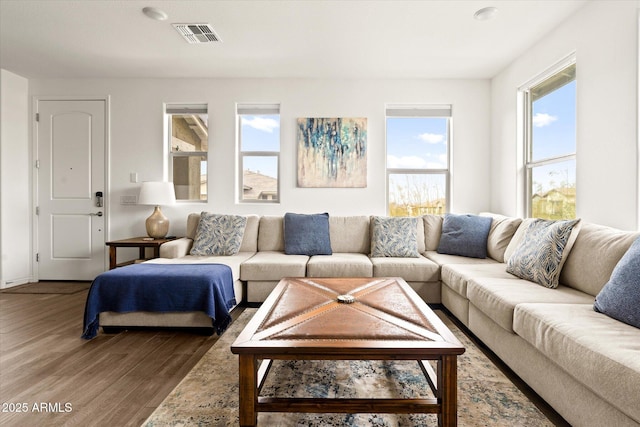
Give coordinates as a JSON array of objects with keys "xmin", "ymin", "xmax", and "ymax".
[
  {"xmin": 237, "ymin": 104, "xmax": 280, "ymax": 202},
  {"xmin": 166, "ymin": 104, "xmax": 208, "ymax": 201},
  {"xmin": 386, "ymin": 105, "xmax": 451, "ymax": 216},
  {"xmin": 523, "ymin": 59, "xmax": 576, "ymax": 219}
]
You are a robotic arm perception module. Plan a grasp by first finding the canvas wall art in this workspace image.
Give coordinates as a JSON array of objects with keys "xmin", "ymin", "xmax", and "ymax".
[{"xmin": 296, "ymin": 117, "xmax": 367, "ymax": 188}]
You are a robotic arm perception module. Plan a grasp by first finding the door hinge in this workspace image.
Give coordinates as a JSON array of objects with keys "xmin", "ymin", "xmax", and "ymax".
[
  {"xmin": 35, "ymin": 113, "xmax": 39, "ymax": 122},
  {"xmin": 36, "ymin": 253, "xmax": 39, "ymax": 262},
  {"xmin": 35, "ymin": 160, "xmax": 40, "ymax": 168},
  {"xmin": 35, "ymin": 206, "xmax": 39, "ymax": 215}
]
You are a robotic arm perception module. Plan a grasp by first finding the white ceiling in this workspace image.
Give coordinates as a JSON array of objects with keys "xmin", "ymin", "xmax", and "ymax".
[{"xmin": 0, "ymin": 0, "xmax": 587, "ymax": 80}]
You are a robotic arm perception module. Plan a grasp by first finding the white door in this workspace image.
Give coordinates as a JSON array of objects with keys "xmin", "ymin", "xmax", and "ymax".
[{"xmin": 36, "ymin": 99, "xmax": 106, "ymax": 280}]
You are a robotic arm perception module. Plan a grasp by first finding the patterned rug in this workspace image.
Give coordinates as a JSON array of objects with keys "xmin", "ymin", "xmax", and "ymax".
[{"xmin": 144, "ymin": 308, "xmax": 553, "ymax": 426}]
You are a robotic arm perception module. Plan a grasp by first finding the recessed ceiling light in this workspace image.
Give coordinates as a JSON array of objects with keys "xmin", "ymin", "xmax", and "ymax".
[
  {"xmin": 474, "ymin": 6, "xmax": 498, "ymax": 21},
  {"xmin": 142, "ymin": 6, "xmax": 168, "ymax": 21}
]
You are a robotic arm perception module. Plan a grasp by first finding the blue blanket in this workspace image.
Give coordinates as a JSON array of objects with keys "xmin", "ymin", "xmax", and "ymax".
[{"xmin": 82, "ymin": 263, "xmax": 235, "ymax": 339}]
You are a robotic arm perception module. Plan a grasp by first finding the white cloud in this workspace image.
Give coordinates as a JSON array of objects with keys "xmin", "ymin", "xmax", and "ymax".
[
  {"xmin": 387, "ymin": 155, "xmax": 427, "ymax": 169},
  {"xmin": 425, "ymin": 154, "xmax": 447, "ymax": 169},
  {"xmin": 241, "ymin": 116, "xmax": 280, "ymax": 133},
  {"xmin": 532, "ymin": 113, "xmax": 558, "ymax": 128},
  {"xmin": 417, "ymin": 133, "xmax": 444, "ymax": 144}
]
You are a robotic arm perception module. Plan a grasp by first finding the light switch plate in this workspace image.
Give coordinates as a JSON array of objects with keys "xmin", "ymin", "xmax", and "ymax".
[{"xmin": 120, "ymin": 195, "xmax": 138, "ymax": 205}]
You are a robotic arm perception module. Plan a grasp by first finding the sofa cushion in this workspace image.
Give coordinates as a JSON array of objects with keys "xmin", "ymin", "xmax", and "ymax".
[
  {"xmin": 283, "ymin": 212, "xmax": 332, "ymax": 256},
  {"xmin": 441, "ymin": 263, "xmax": 513, "ymax": 299},
  {"xmin": 560, "ymin": 222, "xmax": 640, "ymax": 296},
  {"xmin": 190, "ymin": 213, "xmax": 247, "ymax": 256},
  {"xmin": 424, "ymin": 251, "xmax": 499, "ymax": 267},
  {"xmin": 506, "ymin": 218, "xmax": 580, "ymax": 288},
  {"xmin": 467, "ymin": 277, "xmax": 594, "ymax": 332},
  {"xmin": 258, "ymin": 216, "xmax": 285, "ymax": 252},
  {"xmin": 240, "ymin": 251, "xmax": 309, "ymax": 281},
  {"xmin": 514, "ymin": 303, "xmax": 640, "ymax": 423},
  {"xmin": 370, "ymin": 216, "xmax": 420, "ymax": 257},
  {"xmin": 594, "ymin": 236, "xmax": 640, "ymax": 328},
  {"xmin": 437, "ymin": 213, "xmax": 492, "ymax": 259},
  {"xmin": 479, "ymin": 212, "xmax": 522, "ymax": 262},
  {"xmin": 370, "ymin": 255, "xmax": 439, "ymax": 282},
  {"xmin": 329, "ymin": 216, "xmax": 371, "ymax": 253},
  {"xmin": 306, "ymin": 253, "xmax": 373, "ymax": 277},
  {"xmin": 423, "ymin": 214, "xmax": 443, "ymax": 251},
  {"xmin": 147, "ymin": 252, "xmax": 255, "ymax": 282}
]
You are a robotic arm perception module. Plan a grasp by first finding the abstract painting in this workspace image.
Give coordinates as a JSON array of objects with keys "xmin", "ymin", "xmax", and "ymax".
[{"xmin": 296, "ymin": 117, "xmax": 367, "ymax": 187}]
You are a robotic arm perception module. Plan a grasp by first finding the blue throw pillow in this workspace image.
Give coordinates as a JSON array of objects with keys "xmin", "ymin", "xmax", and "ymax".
[
  {"xmin": 594, "ymin": 236, "xmax": 640, "ymax": 329},
  {"xmin": 283, "ymin": 213, "xmax": 332, "ymax": 256},
  {"xmin": 437, "ymin": 213, "xmax": 492, "ymax": 259}
]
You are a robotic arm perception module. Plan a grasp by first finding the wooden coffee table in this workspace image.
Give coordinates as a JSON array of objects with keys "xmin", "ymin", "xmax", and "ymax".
[{"xmin": 231, "ymin": 277, "xmax": 465, "ymax": 426}]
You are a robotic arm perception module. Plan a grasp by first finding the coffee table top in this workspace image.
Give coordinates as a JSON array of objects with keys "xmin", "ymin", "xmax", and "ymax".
[{"xmin": 232, "ymin": 277, "xmax": 465, "ymax": 357}]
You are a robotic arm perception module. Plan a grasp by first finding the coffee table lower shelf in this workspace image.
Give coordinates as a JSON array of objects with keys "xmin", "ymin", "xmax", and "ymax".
[{"xmin": 237, "ymin": 355, "xmax": 458, "ymax": 426}]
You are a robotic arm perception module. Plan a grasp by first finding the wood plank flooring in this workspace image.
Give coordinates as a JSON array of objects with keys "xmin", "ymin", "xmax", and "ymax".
[{"xmin": 0, "ymin": 282, "xmax": 244, "ymax": 427}]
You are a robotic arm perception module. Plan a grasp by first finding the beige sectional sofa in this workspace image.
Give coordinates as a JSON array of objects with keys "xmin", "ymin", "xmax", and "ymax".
[{"xmin": 102, "ymin": 211, "xmax": 640, "ymax": 427}]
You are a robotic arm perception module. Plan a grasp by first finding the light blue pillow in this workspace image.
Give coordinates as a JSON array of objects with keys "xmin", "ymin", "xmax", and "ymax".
[
  {"xmin": 594, "ymin": 236, "xmax": 640, "ymax": 329},
  {"xmin": 190, "ymin": 213, "xmax": 247, "ymax": 256},
  {"xmin": 283, "ymin": 212, "xmax": 332, "ymax": 255},
  {"xmin": 437, "ymin": 213, "xmax": 492, "ymax": 259},
  {"xmin": 506, "ymin": 218, "xmax": 580, "ymax": 288},
  {"xmin": 370, "ymin": 216, "xmax": 419, "ymax": 258}
]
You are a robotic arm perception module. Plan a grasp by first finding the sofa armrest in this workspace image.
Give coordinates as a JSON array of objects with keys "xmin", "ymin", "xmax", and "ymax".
[{"xmin": 160, "ymin": 237, "xmax": 193, "ymax": 258}]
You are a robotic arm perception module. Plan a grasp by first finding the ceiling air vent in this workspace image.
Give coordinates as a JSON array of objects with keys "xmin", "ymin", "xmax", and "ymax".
[{"xmin": 172, "ymin": 24, "xmax": 221, "ymax": 44}]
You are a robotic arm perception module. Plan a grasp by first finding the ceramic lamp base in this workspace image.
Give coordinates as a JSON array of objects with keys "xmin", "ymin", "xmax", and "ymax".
[{"xmin": 146, "ymin": 206, "xmax": 169, "ymax": 239}]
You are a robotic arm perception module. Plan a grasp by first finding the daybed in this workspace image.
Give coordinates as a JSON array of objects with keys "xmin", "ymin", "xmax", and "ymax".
[{"xmin": 101, "ymin": 211, "xmax": 639, "ymax": 427}]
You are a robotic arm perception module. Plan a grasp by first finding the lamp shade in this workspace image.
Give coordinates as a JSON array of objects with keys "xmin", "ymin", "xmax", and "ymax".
[{"xmin": 138, "ymin": 181, "xmax": 176, "ymax": 206}]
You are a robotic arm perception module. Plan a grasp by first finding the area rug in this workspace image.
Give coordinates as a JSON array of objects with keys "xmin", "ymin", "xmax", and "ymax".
[
  {"xmin": 1, "ymin": 281, "xmax": 91, "ymax": 294},
  {"xmin": 144, "ymin": 308, "xmax": 553, "ymax": 426}
]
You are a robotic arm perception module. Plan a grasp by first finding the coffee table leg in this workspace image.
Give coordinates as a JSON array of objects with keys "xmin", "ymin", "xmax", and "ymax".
[
  {"xmin": 439, "ymin": 355, "xmax": 458, "ymax": 427},
  {"xmin": 238, "ymin": 355, "xmax": 257, "ymax": 426}
]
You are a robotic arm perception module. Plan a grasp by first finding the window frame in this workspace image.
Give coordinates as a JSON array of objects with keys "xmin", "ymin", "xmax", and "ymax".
[
  {"xmin": 236, "ymin": 104, "xmax": 281, "ymax": 203},
  {"xmin": 521, "ymin": 55, "xmax": 576, "ymax": 218},
  {"xmin": 165, "ymin": 103, "xmax": 208, "ymax": 203},
  {"xmin": 385, "ymin": 104, "xmax": 452, "ymax": 216}
]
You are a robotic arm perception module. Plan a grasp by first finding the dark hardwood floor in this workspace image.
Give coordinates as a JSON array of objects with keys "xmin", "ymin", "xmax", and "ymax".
[{"xmin": 0, "ymin": 282, "xmax": 244, "ymax": 427}]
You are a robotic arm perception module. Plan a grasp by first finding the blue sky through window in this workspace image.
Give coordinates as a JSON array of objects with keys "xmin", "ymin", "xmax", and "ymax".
[
  {"xmin": 532, "ymin": 80, "xmax": 576, "ymax": 161},
  {"xmin": 531, "ymin": 80, "xmax": 576, "ymax": 193},
  {"xmin": 386, "ymin": 117, "xmax": 448, "ymax": 169},
  {"xmin": 241, "ymin": 114, "xmax": 280, "ymax": 178}
]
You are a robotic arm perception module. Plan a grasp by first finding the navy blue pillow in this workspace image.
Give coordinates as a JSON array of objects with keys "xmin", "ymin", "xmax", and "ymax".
[
  {"xmin": 283, "ymin": 212, "xmax": 332, "ymax": 256},
  {"xmin": 594, "ymin": 236, "xmax": 640, "ymax": 329},
  {"xmin": 437, "ymin": 213, "xmax": 492, "ymax": 259}
]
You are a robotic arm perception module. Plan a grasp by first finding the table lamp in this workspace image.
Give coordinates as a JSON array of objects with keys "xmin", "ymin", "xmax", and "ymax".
[{"xmin": 138, "ymin": 181, "xmax": 176, "ymax": 238}]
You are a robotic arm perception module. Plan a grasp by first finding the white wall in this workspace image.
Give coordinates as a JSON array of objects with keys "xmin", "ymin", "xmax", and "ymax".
[
  {"xmin": 1, "ymin": 69, "xmax": 31, "ymax": 288},
  {"xmin": 28, "ymin": 78, "xmax": 491, "ymax": 239},
  {"xmin": 490, "ymin": 0, "xmax": 639, "ymax": 230}
]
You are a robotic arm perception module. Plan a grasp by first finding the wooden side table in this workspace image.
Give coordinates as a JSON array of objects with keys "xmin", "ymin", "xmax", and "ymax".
[{"xmin": 106, "ymin": 237, "xmax": 177, "ymax": 269}]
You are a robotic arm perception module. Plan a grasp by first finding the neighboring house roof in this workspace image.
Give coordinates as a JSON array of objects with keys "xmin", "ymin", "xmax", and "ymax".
[
  {"xmin": 533, "ymin": 187, "xmax": 576, "ymax": 200},
  {"xmin": 243, "ymin": 170, "xmax": 277, "ymax": 199}
]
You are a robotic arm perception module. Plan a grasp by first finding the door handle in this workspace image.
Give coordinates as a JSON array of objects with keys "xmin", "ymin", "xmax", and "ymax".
[{"xmin": 89, "ymin": 211, "xmax": 103, "ymax": 217}]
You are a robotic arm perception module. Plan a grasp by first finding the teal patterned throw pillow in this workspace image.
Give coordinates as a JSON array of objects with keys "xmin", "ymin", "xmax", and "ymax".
[
  {"xmin": 190, "ymin": 213, "xmax": 247, "ymax": 256},
  {"xmin": 370, "ymin": 216, "xmax": 419, "ymax": 258},
  {"xmin": 506, "ymin": 218, "xmax": 580, "ymax": 288}
]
